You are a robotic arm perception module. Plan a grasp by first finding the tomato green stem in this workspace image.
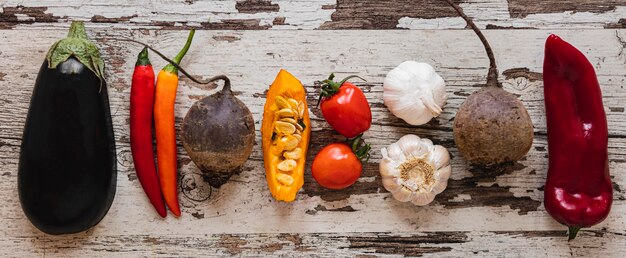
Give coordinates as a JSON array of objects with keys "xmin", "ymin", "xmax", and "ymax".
[
  {"xmin": 318, "ymin": 73, "xmax": 366, "ymax": 106},
  {"xmin": 348, "ymin": 134, "xmax": 371, "ymax": 163},
  {"xmin": 163, "ymin": 29, "xmax": 195, "ymax": 74}
]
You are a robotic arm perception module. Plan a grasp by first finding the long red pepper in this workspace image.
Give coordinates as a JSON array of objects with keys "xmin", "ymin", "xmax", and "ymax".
[
  {"xmin": 130, "ymin": 47, "xmax": 167, "ymax": 218},
  {"xmin": 543, "ymin": 34, "xmax": 612, "ymax": 240}
]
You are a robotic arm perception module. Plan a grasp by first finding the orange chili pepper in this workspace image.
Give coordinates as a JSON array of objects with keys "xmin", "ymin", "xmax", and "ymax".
[{"xmin": 154, "ymin": 29, "xmax": 195, "ymax": 217}]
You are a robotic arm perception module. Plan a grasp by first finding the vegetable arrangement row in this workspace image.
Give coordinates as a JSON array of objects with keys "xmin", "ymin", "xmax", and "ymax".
[{"xmin": 17, "ymin": 1, "xmax": 612, "ymax": 242}]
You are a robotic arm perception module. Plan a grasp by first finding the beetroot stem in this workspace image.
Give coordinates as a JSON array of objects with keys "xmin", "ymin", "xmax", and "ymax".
[
  {"xmin": 102, "ymin": 37, "xmax": 225, "ymax": 86},
  {"xmin": 444, "ymin": 0, "xmax": 500, "ymax": 88}
]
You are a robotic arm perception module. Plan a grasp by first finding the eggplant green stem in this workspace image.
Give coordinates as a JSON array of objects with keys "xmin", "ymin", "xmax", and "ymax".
[
  {"xmin": 46, "ymin": 21, "xmax": 105, "ymax": 91},
  {"xmin": 163, "ymin": 29, "xmax": 195, "ymax": 74},
  {"xmin": 67, "ymin": 21, "xmax": 88, "ymax": 39},
  {"xmin": 568, "ymin": 226, "xmax": 581, "ymax": 241}
]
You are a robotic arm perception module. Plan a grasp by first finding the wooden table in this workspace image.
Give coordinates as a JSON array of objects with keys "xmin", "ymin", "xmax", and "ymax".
[{"xmin": 1, "ymin": 1, "xmax": 625, "ymax": 257}]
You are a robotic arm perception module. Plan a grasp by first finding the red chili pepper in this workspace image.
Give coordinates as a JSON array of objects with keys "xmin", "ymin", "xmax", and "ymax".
[
  {"xmin": 130, "ymin": 47, "xmax": 167, "ymax": 218},
  {"xmin": 318, "ymin": 73, "xmax": 372, "ymax": 138},
  {"xmin": 543, "ymin": 34, "xmax": 612, "ymax": 240}
]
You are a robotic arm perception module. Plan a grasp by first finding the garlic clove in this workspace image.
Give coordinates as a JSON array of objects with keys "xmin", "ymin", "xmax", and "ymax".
[
  {"xmin": 379, "ymin": 159, "xmax": 392, "ymax": 177},
  {"xmin": 435, "ymin": 165, "xmax": 452, "ymax": 182},
  {"xmin": 418, "ymin": 137, "xmax": 434, "ymax": 148},
  {"xmin": 409, "ymin": 193, "xmax": 427, "ymax": 206},
  {"xmin": 381, "ymin": 147, "xmax": 390, "ymax": 159},
  {"xmin": 392, "ymin": 187, "xmax": 413, "ymax": 202},
  {"xmin": 408, "ymin": 144, "xmax": 430, "ymax": 161},
  {"xmin": 382, "ymin": 177, "xmax": 401, "ymax": 192},
  {"xmin": 401, "ymin": 135, "xmax": 430, "ymax": 159},
  {"xmin": 379, "ymin": 158, "xmax": 400, "ymax": 178},
  {"xmin": 411, "ymin": 192, "xmax": 436, "ymax": 206},
  {"xmin": 431, "ymin": 177, "xmax": 449, "ymax": 195},
  {"xmin": 431, "ymin": 145, "xmax": 451, "ymax": 169},
  {"xmin": 385, "ymin": 144, "xmax": 407, "ymax": 163}
]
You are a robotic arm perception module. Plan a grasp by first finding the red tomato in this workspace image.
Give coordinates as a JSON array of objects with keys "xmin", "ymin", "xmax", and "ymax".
[
  {"xmin": 320, "ymin": 74, "xmax": 371, "ymax": 138},
  {"xmin": 311, "ymin": 143, "xmax": 362, "ymax": 190}
]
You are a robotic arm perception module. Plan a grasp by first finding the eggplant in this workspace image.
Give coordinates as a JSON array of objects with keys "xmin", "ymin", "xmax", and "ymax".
[{"xmin": 18, "ymin": 21, "xmax": 116, "ymax": 235}]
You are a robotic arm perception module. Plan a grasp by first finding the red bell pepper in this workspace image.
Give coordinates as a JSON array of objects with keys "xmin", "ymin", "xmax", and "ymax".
[
  {"xmin": 130, "ymin": 47, "xmax": 167, "ymax": 218},
  {"xmin": 543, "ymin": 34, "xmax": 612, "ymax": 240}
]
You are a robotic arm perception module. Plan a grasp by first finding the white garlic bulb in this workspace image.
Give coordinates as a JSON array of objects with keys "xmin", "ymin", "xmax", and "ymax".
[
  {"xmin": 383, "ymin": 61, "xmax": 447, "ymax": 125},
  {"xmin": 379, "ymin": 135, "xmax": 451, "ymax": 206}
]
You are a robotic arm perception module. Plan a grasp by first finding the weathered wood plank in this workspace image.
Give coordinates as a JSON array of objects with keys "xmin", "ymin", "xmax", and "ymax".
[
  {"xmin": 1, "ymin": 231, "xmax": 625, "ymax": 257},
  {"xmin": 507, "ymin": 0, "xmax": 625, "ymax": 18},
  {"xmin": 0, "ymin": 0, "xmax": 625, "ymax": 30},
  {"xmin": 0, "ymin": 28, "xmax": 625, "ymax": 256}
]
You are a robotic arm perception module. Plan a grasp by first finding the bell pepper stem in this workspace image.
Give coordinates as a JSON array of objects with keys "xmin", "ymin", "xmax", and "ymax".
[{"xmin": 568, "ymin": 226, "xmax": 581, "ymax": 241}]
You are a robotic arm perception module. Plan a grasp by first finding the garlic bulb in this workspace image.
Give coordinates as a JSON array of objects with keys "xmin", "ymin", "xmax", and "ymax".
[
  {"xmin": 379, "ymin": 135, "xmax": 451, "ymax": 206},
  {"xmin": 383, "ymin": 61, "xmax": 446, "ymax": 125}
]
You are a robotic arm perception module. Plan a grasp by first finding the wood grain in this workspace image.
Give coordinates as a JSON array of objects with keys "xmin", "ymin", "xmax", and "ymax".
[
  {"xmin": 2, "ymin": 231, "xmax": 626, "ymax": 257},
  {"xmin": 0, "ymin": 9, "xmax": 625, "ymax": 257},
  {"xmin": 0, "ymin": 0, "xmax": 626, "ymax": 257},
  {"xmin": 0, "ymin": 0, "xmax": 625, "ymax": 30},
  {"xmin": 507, "ymin": 0, "xmax": 625, "ymax": 18}
]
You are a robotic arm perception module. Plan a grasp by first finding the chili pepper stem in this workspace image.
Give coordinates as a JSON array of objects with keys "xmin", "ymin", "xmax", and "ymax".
[
  {"xmin": 103, "ymin": 37, "xmax": 226, "ymax": 86},
  {"xmin": 162, "ymin": 29, "xmax": 195, "ymax": 74},
  {"xmin": 568, "ymin": 226, "xmax": 581, "ymax": 241},
  {"xmin": 444, "ymin": 0, "xmax": 500, "ymax": 88},
  {"xmin": 135, "ymin": 47, "xmax": 151, "ymax": 66}
]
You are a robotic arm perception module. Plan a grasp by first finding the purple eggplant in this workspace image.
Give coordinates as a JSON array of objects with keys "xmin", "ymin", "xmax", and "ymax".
[{"xmin": 18, "ymin": 21, "xmax": 116, "ymax": 235}]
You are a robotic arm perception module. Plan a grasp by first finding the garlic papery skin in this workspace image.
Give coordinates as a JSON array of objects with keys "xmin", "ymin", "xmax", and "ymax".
[
  {"xmin": 379, "ymin": 134, "xmax": 451, "ymax": 206},
  {"xmin": 383, "ymin": 61, "xmax": 446, "ymax": 125}
]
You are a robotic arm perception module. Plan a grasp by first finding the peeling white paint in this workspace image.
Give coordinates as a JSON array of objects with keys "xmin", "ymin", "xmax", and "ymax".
[
  {"xmin": 398, "ymin": 1, "xmax": 626, "ymax": 29},
  {"xmin": 2, "ymin": 0, "xmax": 624, "ymax": 29},
  {"xmin": 0, "ymin": 2, "xmax": 626, "ymax": 255}
]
